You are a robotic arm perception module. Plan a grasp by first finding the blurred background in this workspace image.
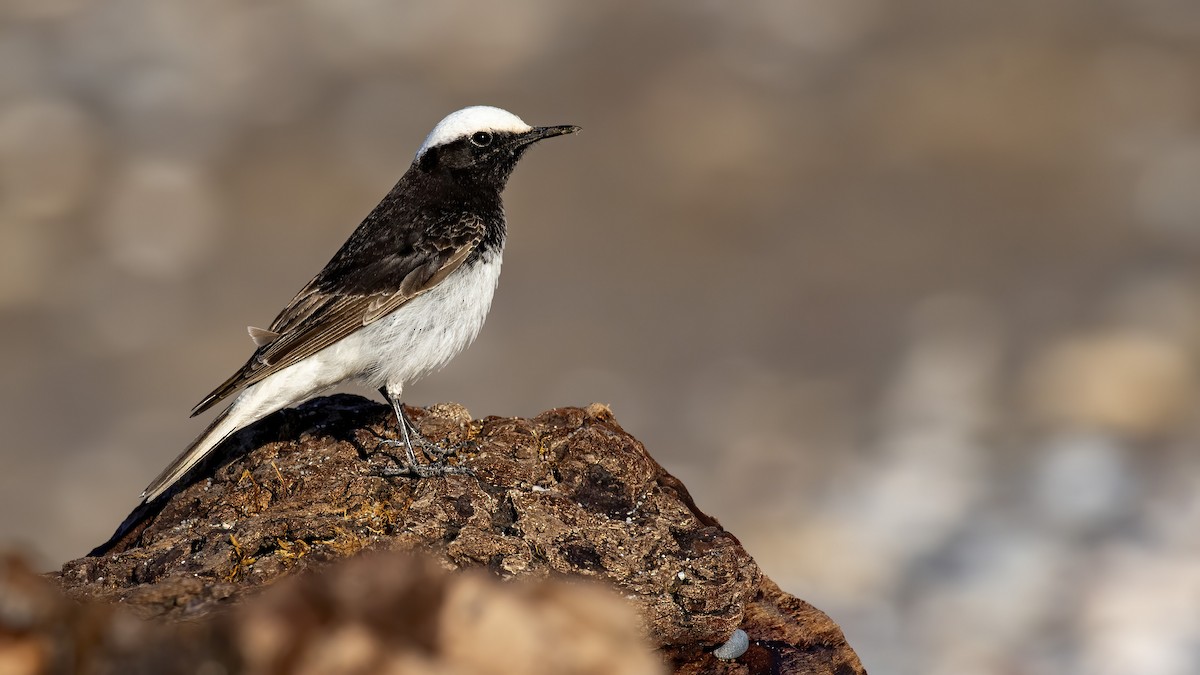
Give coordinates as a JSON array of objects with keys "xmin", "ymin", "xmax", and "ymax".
[{"xmin": 3, "ymin": 0, "xmax": 1200, "ymax": 672}]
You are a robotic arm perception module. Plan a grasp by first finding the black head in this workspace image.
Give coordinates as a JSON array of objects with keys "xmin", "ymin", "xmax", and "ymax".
[{"xmin": 413, "ymin": 106, "xmax": 579, "ymax": 190}]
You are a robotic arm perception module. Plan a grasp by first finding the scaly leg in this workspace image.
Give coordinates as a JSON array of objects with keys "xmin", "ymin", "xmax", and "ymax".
[{"xmin": 375, "ymin": 385, "xmax": 470, "ymax": 477}]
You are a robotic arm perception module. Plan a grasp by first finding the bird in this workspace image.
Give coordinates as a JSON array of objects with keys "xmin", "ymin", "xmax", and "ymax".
[{"xmin": 139, "ymin": 106, "xmax": 579, "ymax": 503}]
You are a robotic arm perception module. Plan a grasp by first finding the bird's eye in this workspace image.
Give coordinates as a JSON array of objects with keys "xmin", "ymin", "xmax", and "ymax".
[{"xmin": 470, "ymin": 131, "xmax": 493, "ymax": 147}]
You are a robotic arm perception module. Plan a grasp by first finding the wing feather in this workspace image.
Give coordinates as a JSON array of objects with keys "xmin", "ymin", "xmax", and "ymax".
[{"xmin": 191, "ymin": 215, "xmax": 484, "ymax": 417}]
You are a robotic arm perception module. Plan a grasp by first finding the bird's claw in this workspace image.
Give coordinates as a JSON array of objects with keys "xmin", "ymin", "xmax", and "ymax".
[{"xmin": 371, "ymin": 438, "xmax": 473, "ymax": 478}]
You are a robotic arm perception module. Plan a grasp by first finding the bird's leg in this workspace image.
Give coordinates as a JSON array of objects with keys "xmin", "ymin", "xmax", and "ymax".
[
  {"xmin": 396, "ymin": 404, "xmax": 462, "ymax": 459},
  {"xmin": 374, "ymin": 386, "xmax": 470, "ymax": 477}
]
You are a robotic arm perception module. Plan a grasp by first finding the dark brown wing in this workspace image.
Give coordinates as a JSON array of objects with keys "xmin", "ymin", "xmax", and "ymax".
[{"xmin": 191, "ymin": 215, "xmax": 483, "ymax": 417}]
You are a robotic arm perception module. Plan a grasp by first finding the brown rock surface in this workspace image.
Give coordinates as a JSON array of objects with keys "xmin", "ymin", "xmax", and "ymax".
[{"xmin": 47, "ymin": 395, "xmax": 864, "ymax": 674}]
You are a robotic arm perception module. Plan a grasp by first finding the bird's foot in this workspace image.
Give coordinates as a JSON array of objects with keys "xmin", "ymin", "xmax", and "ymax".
[
  {"xmin": 371, "ymin": 438, "xmax": 473, "ymax": 477},
  {"xmin": 369, "ymin": 394, "xmax": 474, "ymax": 477},
  {"xmin": 393, "ymin": 407, "xmax": 476, "ymax": 459},
  {"xmin": 406, "ymin": 427, "xmax": 460, "ymax": 458},
  {"xmin": 414, "ymin": 436, "xmax": 481, "ymax": 459}
]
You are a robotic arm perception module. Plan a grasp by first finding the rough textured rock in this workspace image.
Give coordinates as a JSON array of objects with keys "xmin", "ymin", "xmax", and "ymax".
[{"xmin": 48, "ymin": 395, "xmax": 864, "ymax": 674}]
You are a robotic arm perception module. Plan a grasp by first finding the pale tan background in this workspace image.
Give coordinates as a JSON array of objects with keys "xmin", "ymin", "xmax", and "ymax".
[{"xmin": 4, "ymin": 1, "xmax": 1200, "ymax": 673}]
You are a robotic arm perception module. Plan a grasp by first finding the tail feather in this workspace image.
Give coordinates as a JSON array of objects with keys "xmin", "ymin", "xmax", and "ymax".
[
  {"xmin": 191, "ymin": 367, "xmax": 249, "ymax": 418},
  {"xmin": 141, "ymin": 405, "xmax": 242, "ymax": 502}
]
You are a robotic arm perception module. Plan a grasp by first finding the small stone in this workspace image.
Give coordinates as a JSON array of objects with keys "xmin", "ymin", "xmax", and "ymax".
[{"xmin": 714, "ymin": 629, "xmax": 750, "ymax": 660}]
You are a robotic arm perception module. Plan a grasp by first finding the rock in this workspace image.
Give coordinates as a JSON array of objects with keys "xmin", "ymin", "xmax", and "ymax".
[{"xmin": 48, "ymin": 394, "xmax": 864, "ymax": 674}]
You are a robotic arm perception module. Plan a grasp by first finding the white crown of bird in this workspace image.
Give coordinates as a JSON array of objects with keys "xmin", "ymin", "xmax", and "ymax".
[{"xmin": 417, "ymin": 106, "xmax": 533, "ymax": 157}]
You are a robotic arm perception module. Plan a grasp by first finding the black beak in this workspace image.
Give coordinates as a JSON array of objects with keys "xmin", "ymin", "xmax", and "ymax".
[{"xmin": 515, "ymin": 124, "xmax": 581, "ymax": 146}]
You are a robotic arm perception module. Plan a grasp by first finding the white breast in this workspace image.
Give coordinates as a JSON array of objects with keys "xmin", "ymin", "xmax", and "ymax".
[
  {"xmin": 348, "ymin": 250, "xmax": 504, "ymax": 389},
  {"xmin": 219, "ymin": 250, "xmax": 502, "ymax": 427}
]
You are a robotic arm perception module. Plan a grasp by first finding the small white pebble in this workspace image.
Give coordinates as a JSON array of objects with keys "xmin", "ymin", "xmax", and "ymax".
[
  {"xmin": 677, "ymin": 571, "xmax": 687, "ymax": 581},
  {"xmin": 532, "ymin": 485, "xmax": 548, "ymax": 492},
  {"xmin": 714, "ymin": 629, "xmax": 749, "ymax": 660}
]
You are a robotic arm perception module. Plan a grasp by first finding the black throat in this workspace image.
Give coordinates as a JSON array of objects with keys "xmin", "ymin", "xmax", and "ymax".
[{"xmin": 309, "ymin": 152, "xmax": 511, "ymax": 297}]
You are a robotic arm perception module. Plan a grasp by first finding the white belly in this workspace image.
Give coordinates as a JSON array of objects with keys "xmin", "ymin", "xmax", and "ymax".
[
  {"xmin": 226, "ymin": 250, "xmax": 502, "ymax": 423},
  {"xmin": 351, "ymin": 249, "xmax": 503, "ymax": 388}
]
